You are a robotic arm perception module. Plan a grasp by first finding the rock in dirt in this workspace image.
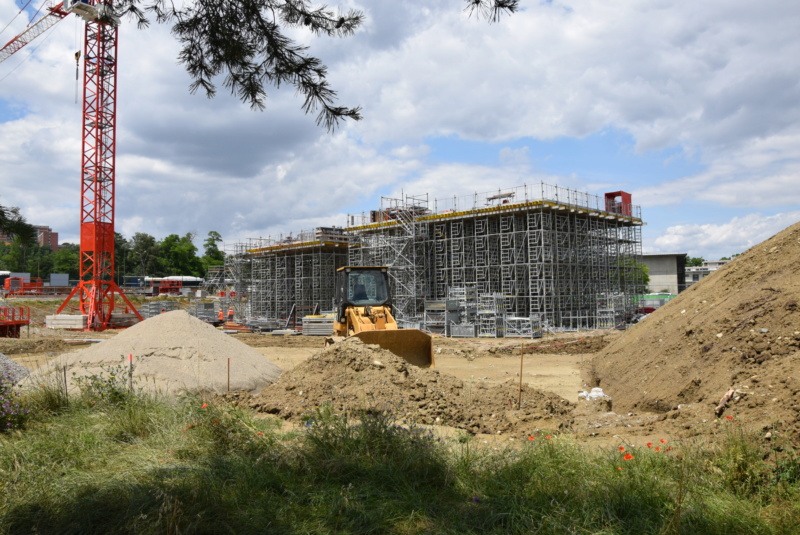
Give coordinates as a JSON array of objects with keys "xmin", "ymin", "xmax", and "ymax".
[
  {"xmin": 23, "ymin": 310, "xmax": 282, "ymax": 394},
  {"xmin": 248, "ymin": 338, "xmax": 574, "ymax": 436}
]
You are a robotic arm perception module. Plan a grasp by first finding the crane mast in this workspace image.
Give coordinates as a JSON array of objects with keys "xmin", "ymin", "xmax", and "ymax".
[
  {"xmin": 57, "ymin": 0, "xmax": 142, "ymax": 330},
  {"xmin": 0, "ymin": 0, "xmax": 142, "ymax": 330}
]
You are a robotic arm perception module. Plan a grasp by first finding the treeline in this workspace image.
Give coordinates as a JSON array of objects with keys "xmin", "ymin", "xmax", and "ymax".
[{"xmin": 0, "ymin": 231, "xmax": 225, "ymax": 281}]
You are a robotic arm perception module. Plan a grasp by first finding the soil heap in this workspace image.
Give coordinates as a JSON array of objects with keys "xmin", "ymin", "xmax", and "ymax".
[
  {"xmin": 248, "ymin": 338, "xmax": 574, "ymax": 436},
  {"xmin": 27, "ymin": 310, "xmax": 282, "ymax": 394},
  {"xmin": 591, "ymin": 221, "xmax": 800, "ymax": 440}
]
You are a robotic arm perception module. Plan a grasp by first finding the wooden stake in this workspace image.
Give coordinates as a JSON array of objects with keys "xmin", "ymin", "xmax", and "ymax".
[
  {"xmin": 518, "ymin": 344, "xmax": 524, "ymax": 407},
  {"xmin": 63, "ymin": 365, "xmax": 68, "ymax": 406}
]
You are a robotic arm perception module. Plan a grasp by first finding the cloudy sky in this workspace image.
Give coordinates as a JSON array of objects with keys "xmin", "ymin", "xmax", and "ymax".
[{"xmin": 1, "ymin": 0, "xmax": 798, "ymax": 260}]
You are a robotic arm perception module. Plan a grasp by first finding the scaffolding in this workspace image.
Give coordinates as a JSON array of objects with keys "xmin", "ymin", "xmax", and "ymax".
[
  {"xmin": 228, "ymin": 182, "xmax": 644, "ymax": 335},
  {"xmin": 231, "ymin": 228, "xmax": 349, "ymax": 329}
]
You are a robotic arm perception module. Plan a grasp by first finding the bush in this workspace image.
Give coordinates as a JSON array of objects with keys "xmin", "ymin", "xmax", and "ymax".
[{"xmin": 73, "ymin": 359, "xmax": 138, "ymax": 407}]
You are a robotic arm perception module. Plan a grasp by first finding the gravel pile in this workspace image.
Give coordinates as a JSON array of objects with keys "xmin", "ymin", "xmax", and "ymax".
[{"xmin": 0, "ymin": 352, "xmax": 30, "ymax": 385}]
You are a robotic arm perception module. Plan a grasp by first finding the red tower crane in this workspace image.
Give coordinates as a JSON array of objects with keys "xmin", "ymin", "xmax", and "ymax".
[{"xmin": 1, "ymin": 0, "xmax": 142, "ymax": 330}]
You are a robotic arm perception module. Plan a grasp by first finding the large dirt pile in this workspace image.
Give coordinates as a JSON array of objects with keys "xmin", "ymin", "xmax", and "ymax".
[
  {"xmin": 247, "ymin": 338, "xmax": 574, "ymax": 436},
  {"xmin": 591, "ymin": 221, "xmax": 800, "ymax": 438},
  {"xmin": 26, "ymin": 310, "xmax": 282, "ymax": 394}
]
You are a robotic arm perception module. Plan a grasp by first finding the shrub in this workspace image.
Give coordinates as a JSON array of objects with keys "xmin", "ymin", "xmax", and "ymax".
[{"xmin": 73, "ymin": 359, "xmax": 139, "ymax": 407}]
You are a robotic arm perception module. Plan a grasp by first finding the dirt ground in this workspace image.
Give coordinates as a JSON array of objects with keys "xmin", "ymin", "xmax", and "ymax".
[
  {"xmin": 3, "ymin": 221, "xmax": 799, "ymax": 448},
  {"xmin": 2, "ymin": 325, "xmax": 660, "ymax": 446}
]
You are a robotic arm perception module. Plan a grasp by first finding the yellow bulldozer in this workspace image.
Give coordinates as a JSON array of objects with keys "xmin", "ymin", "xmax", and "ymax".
[{"xmin": 327, "ymin": 266, "xmax": 434, "ymax": 368}]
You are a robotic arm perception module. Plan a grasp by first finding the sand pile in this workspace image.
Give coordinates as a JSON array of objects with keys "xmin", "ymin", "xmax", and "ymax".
[
  {"xmin": 28, "ymin": 310, "xmax": 282, "ymax": 394},
  {"xmin": 247, "ymin": 338, "xmax": 574, "ymax": 436},
  {"xmin": 591, "ymin": 221, "xmax": 800, "ymax": 439}
]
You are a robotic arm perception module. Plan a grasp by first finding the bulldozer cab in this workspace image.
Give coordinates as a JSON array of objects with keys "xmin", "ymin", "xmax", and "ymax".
[
  {"xmin": 331, "ymin": 266, "xmax": 434, "ymax": 369},
  {"xmin": 335, "ymin": 266, "xmax": 391, "ymax": 309}
]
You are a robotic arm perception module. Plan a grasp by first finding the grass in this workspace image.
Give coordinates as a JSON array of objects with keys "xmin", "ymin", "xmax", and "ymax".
[{"xmin": 1, "ymin": 383, "xmax": 799, "ymax": 534}]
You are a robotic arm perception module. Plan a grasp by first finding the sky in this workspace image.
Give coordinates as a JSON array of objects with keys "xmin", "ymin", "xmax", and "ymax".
[{"xmin": 1, "ymin": 0, "xmax": 799, "ymax": 260}]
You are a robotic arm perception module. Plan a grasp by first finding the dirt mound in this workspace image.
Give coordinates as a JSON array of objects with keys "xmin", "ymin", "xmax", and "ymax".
[
  {"xmin": 591, "ymin": 221, "xmax": 800, "ymax": 440},
  {"xmin": 25, "ymin": 310, "xmax": 282, "ymax": 394},
  {"xmin": 247, "ymin": 338, "xmax": 574, "ymax": 436},
  {"xmin": 519, "ymin": 335, "xmax": 610, "ymax": 355}
]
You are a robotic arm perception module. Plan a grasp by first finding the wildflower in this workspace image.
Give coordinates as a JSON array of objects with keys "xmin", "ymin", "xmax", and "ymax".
[
  {"xmin": 257, "ymin": 432, "xmax": 264, "ymax": 436},
  {"xmin": 655, "ymin": 446, "xmax": 661, "ymax": 452},
  {"xmin": 527, "ymin": 436, "xmax": 535, "ymax": 441},
  {"xmin": 617, "ymin": 467, "xmax": 623, "ymax": 471},
  {"xmin": 472, "ymin": 496, "xmax": 480, "ymax": 503},
  {"xmin": 201, "ymin": 403, "xmax": 208, "ymax": 409},
  {"xmin": 545, "ymin": 435, "xmax": 552, "ymax": 440},
  {"xmin": 646, "ymin": 442, "xmax": 652, "ymax": 449},
  {"xmin": 725, "ymin": 415, "xmax": 734, "ymax": 420},
  {"xmin": 618, "ymin": 446, "xmax": 625, "ymax": 452},
  {"xmin": 623, "ymin": 453, "xmax": 634, "ymax": 461},
  {"xmin": 667, "ymin": 446, "xmax": 673, "ymax": 452},
  {"xmin": 660, "ymin": 439, "xmax": 667, "ymax": 444}
]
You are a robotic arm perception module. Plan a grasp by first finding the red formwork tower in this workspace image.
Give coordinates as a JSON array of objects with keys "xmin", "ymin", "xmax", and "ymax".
[{"xmin": 54, "ymin": 1, "xmax": 142, "ymax": 330}]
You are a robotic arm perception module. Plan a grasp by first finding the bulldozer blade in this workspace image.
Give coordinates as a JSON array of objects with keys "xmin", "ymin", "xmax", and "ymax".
[{"xmin": 351, "ymin": 329, "xmax": 434, "ymax": 368}]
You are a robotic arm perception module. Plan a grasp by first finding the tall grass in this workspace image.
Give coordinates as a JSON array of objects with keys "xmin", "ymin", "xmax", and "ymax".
[{"xmin": 0, "ymin": 385, "xmax": 798, "ymax": 534}]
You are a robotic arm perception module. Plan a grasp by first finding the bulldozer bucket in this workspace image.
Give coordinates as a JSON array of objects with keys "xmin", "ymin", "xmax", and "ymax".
[{"xmin": 351, "ymin": 329, "xmax": 434, "ymax": 368}]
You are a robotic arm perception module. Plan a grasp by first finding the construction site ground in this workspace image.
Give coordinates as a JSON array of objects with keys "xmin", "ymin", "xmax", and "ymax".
[
  {"xmin": 3, "ymin": 220, "xmax": 799, "ymax": 450},
  {"xmin": 0, "ymin": 324, "xmax": 757, "ymax": 449}
]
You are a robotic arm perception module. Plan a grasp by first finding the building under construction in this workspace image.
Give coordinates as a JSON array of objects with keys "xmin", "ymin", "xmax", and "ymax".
[{"xmin": 227, "ymin": 182, "xmax": 644, "ymax": 336}]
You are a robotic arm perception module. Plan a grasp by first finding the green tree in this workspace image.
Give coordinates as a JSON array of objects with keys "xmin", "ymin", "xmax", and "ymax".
[
  {"xmin": 159, "ymin": 233, "xmax": 204, "ymax": 276},
  {"xmin": 53, "ymin": 243, "xmax": 80, "ymax": 279},
  {"xmin": 114, "ymin": 232, "xmax": 133, "ymax": 283},
  {"xmin": 116, "ymin": 0, "xmax": 517, "ymax": 129},
  {"xmin": 23, "ymin": 245, "xmax": 55, "ymax": 279},
  {"xmin": 202, "ymin": 231, "xmax": 225, "ymax": 272},
  {"xmin": 0, "ymin": 203, "xmax": 36, "ymax": 246},
  {"xmin": 685, "ymin": 256, "xmax": 705, "ymax": 267},
  {"xmin": 129, "ymin": 233, "xmax": 161, "ymax": 276}
]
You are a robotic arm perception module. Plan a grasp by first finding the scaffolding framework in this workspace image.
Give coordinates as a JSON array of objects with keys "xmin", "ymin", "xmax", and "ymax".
[
  {"xmin": 231, "ymin": 228, "xmax": 349, "ymax": 329},
  {"xmin": 229, "ymin": 183, "xmax": 644, "ymax": 334}
]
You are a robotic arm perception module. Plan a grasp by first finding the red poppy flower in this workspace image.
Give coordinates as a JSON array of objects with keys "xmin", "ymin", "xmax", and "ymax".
[
  {"xmin": 257, "ymin": 432, "xmax": 264, "ymax": 436},
  {"xmin": 201, "ymin": 403, "xmax": 208, "ymax": 409},
  {"xmin": 618, "ymin": 446, "xmax": 625, "ymax": 452},
  {"xmin": 660, "ymin": 439, "xmax": 667, "ymax": 444},
  {"xmin": 545, "ymin": 435, "xmax": 552, "ymax": 440},
  {"xmin": 527, "ymin": 436, "xmax": 535, "ymax": 441},
  {"xmin": 655, "ymin": 446, "xmax": 661, "ymax": 452},
  {"xmin": 623, "ymin": 453, "xmax": 634, "ymax": 461},
  {"xmin": 646, "ymin": 442, "xmax": 652, "ymax": 448},
  {"xmin": 725, "ymin": 415, "xmax": 734, "ymax": 420}
]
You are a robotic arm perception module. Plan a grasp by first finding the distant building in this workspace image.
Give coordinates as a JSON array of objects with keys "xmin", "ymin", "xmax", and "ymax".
[
  {"xmin": 641, "ymin": 253, "xmax": 687, "ymax": 294},
  {"xmin": 0, "ymin": 225, "xmax": 59, "ymax": 251},
  {"xmin": 685, "ymin": 259, "xmax": 730, "ymax": 286},
  {"xmin": 35, "ymin": 226, "xmax": 59, "ymax": 252}
]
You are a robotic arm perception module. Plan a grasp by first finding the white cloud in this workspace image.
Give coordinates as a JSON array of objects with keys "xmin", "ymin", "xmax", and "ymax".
[
  {"xmin": 649, "ymin": 211, "xmax": 800, "ymax": 259},
  {"xmin": 1, "ymin": 0, "xmax": 798, "ymax": 259}
]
